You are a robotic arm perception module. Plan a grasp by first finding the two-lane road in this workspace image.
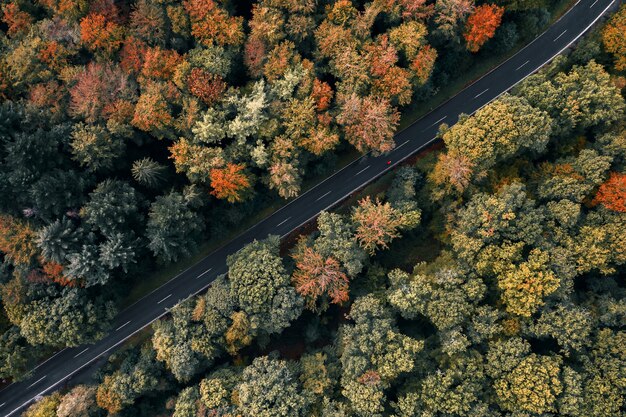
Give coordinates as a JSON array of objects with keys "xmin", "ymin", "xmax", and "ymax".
[{"xmin": 0, "ymin": 0, "xmax": 620, "ymax": 414}]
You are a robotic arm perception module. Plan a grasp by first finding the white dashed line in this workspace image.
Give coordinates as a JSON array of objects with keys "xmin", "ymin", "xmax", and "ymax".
[
  {"xmin": 276, "ymin": 217, "xmax": 292, "ymax": 227},
  {"xmin": 196, "ymin": 268, "xmax": 212, "ymax": 279},
  {"xmin": 422, "ymin": 116, "xmax": 447, "ymax": 132},
  {"xmin": 474, "ymin": 88, "xmax": 489, "ymax": 99},
  {"xmin": 354, "ymin": 166, "xmax": 370, "ymax": 176},
  {"xmin": 553, "ymin": 30, "xmax": 567, "ymax": 42},
  {"xmin": 395, "ymin": 139, "xmax": 410, "ymax": 150},
  {"xmin": 315, "ymin": 191, "xmax": 332, "ymax": 202},
  {"xmin": 115, "ymin": 321, "xmax": 131, "ymax": 331},
  {"xmin": 0, "ymin": 402, "xmax": 6, "ymax": 408},
  {"xmin": 515, "ymin": 60, "xmax": 530, "ymax": 71},
  {"xmin": 73, "ymin": 348, "xmax": 89, "ymax": 358},
  {"xmin": 590, "ymin": 0, "xmax": 599, "ymax": 7},
  {"xmin": 157, "ymin": 294, "xmax": 172, "ymax": 304},
  {"xmin": 27, "ymin": 376, "xmax": 46, "ymax": 389}
]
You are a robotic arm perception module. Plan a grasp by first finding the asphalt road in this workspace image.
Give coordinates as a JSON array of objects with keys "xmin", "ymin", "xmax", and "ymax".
[{"xmin": 0, "ymin": 0, "xmax": 620, "ymax": 414}]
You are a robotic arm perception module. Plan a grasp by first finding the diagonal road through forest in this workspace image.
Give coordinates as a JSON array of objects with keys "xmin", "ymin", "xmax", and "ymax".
[{"xmin": 0, "ymin": 0, "xmax": 620, "ymax": 414}]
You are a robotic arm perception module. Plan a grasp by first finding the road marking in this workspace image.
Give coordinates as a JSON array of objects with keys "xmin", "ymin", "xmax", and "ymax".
[
  {"xmin": 395, "ymin": 139, "xmax": 410, "ymax": 150},
  {"xmin": 0, "ymin": 402, "xmax": 6, "ymax": 408},
  {"xmin": 422, "ymin": 116, "xmax": 447, "ymax": 132},
  {"xmin": 474, "ymin": 88, "xmax": 489, "ymax": 99},
  {"xmin": 115, "ymin": 321, "xmax": 131, "ymax": 331},
  {"xmin": 33, "ymin": 349, "xmax": 66, "ymax": 371},
  {"xmin": 315, "ymin": 191, "xmax": 332, "ymax": 202},
  {"xmin": 553, "ymin": 30, "xmax": 567, "ymax": 42},
  {"xmin": 196, "ymin": 268, "xmax": 212, "ymax": 279},
  {"xmin": 354, "ymin": 165, "xmax": 370, "ymax": 176},
  {"xmin": 27, "ymin": 376, "xmax": 46, "ymax": 389},
  {"xmin": 515, "ymin": 60, "xmax": 530, "ymax": 71},
  {"xmin": 276, "ymin": 217, "xmax": 291, "ymax": 227},
  {"xmin": 157, "ymin": 294, "xmax": 172, "ymax": 304},
  {"xmin": 73, "ymin": 348, "xmax": 89, "ymax": 358},
  {"xmin": 590, "ymin": 0, "xmax": 598, "ymax": 7}
]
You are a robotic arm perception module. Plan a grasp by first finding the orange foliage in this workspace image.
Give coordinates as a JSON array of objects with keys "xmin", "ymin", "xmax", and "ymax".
[
  {"xmin": 183, "ymin": 0, "xmax": 244, "ymax": 47},
  {"xmin": 103, "ymin": 99, "xmax": 135, "ymax": 125},
  {"xmin": 593, "ymin": 172, "xmax": 626, "ymax": 213},
  {"xmin": 29, "ymin": 81, "xmax": 66, "ymax": 116},
  {"xmin": 352, "ymin": 196, "xmax": 403, "ymax": 254},
  {"xmin": 292, "ymin": 246, "xmax": 349, "ymax": 309},
  {"xmin": 602, "ymin": 4, "xmax": 626, "ymax": 71},
  {"xmin": 263, "ymin": 41, "xmax": 297, "ymax": 82},
  {"xmin": 210, "ymin": 163, "xmax": 251, "ymax": 203},
  {"xmin": 311, "ymin": 79, "xmax": 333, "ymax": 111},
  {"xmin": 357, "ymin": 370, "xmax": 382, "ymax": 386},
  {"xmin": 431, "ymin": 152, "xmax": 475, "ymax": 193},
  {"xmin": 2, "ymin": 3, "xmax": 33, "ymax": 37},
  {"xmin": 42, "ymin": 261, "xmax": 77, "ymax": 287},
  {"xmin": 399, "ymin": 0, "xmax": 435, "ymax": 20},
  {"xmin": 79, "ymin": 13, "xmax": 123, "ymax": 55},
  {"xmin": 38, "ymin": 41, "xmax": 71, "ymax": 71},
  {"xmin": 411, "ymin": 45, "xmax": 437, "ymax": 84},
  {"xmin": 132, "ymin": 81, "xmax": 179, "ymax": 138},
  {"xmin": 373, "ymin": 65, "xmax": 413, "ymax": 105},
  {"xmin": 0, "ymin": 214, "xmax": 38, "ymax": 266},
  {"xmin": 120, "ymin": 36, "xmax": 148, "ymax": 75},
  {"xmin": 464, "ymin": 4, "xmax": 504, "ymax": 53},
  {"xmin": 187, "ymin": 68, "xmax": 226, "ymax": 105},
  {"xmin": 141, "ymin": 47, "xmax": 182, "ymax": 81},
  {"xmin": 366, "ymin": 35, "xmax": 398, "ymax": 78}
]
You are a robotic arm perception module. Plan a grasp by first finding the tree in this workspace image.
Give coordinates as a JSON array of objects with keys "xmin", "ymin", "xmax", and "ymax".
[
  {"xmin": 314, "ymin": 212, "xmax": 368, "ymax": 277},
  {"xmin": 531, "ymin": 304, "xmax": 593, "ymax": 352},
  {"xmin": 79, "ymin": 12, "xmax": 123, "ymax": 55},
  {"xmin": 432, "ymin": 94, "xmax": 551, "ymax": 193},
  {"xmin": 81, "ymin": 179, "xmax": 141, "ymax": 238},
  {"xmin": 464, "ymin": 4, "xmax": 504, "ymax": 52},
  {"xmin": 227, "ymin": 237, "xmax": 303, "ymax": 336},
  {"xmin": 146, "ymin": 191, "xmax": 205, "ymax": 263},
  {"xmin": 187, "ymin": 68, "xmax": 226, "ymax": 105},
  {"xmin": 129, "ymin": 0, "xmax": 166, "ymax": 46},
  {"xmin": 0, "ymin": 326, "xmax": 39, "ymax": 381},
  {"xmin": 132, "ymin": 81, "xmax": 180, "ymax": 140},
  {"xmin": 56, "ymin": 385, "xmax": 99, "ymax": 417},
  {"xmin": 593, "ymin": 172, "xmax": 626, "ymax": 213},
  {"xmin": 292, "ymin": 245, "xmax": 350, "ymax": 310},
  {"xmin": 131, "ymin": 157, "xmax": 167, "ymax": 188},
  {"xmin": 19, "ymin": 288, "xmax": 116, "ymax": 347},
  {"xmin": 37, "ymin": 218, "xmax": 82, "ymax": 264},
  {"xmin": 336, "ymin": 93, "xmax": 400, "ymax": 154},
  {"xmin": 0, "ymin": 214, "xmax": 38, "ymax": 266},
  {"xmin": 2, "ymin": 2, "xmax": 33, "ymax": 37},
  {"xmin": 236, "ymin": 356, "xmax": 311, "ymax": 417},
  {"xmin": 351, "ymin": 196, "xmax": 420, "ymax": 254},
  {"xmin": 434, "ymin": 0, "xmax": 475, "ymax": 40},
  {"xmin": 183, "ymin": 0, "xmax": 244, "ymax": 47},
  {"xmin": 22, "ymin": 393, "xmax": 61, "ymax": 417},
  {"xmin": 602, "ymin": 4, "xmax": 626, "ymax": 71},
  {"xmin": 70, "ymin": 123, "xmax": 125, "ymax": 172},
  {"xmin": 210, "ymin": 163, "xmax": 252, "ymax": 203},
  {"xmin": 141, "ymin": 47, "xmax": 182, "ymax": 81}
]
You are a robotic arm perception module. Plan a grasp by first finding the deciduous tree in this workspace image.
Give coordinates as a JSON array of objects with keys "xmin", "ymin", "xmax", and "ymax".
[
  {"xmin": 464, "ymin": 4, "xmax": 504, "ymax": 52},
  {"xmin": 593, "ymin": 172, "xmax": 626, "ymax": 213},
  {"xmin": 602, "ymin": 4, "xmax": 626, "ymax": 71},
  {"xmin": 210, "ymin": 163, "xmax": 252, "ymax": 203}
]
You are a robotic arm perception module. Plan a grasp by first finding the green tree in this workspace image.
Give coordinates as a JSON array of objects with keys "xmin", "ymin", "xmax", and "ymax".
[
  {"xmin": 131, "ymin": 158, "xmax": 167, "ymax": 188},
  {"xmin": 81, "ymin": 180, "xmax": 142, "ymax": 238},
  {"xmin": 70, "ymin": 123, "xmax": 125, "ymax": 172},
  {"xmin": 0, "ymin": 326, "xmax": 39, "ymax": 381},
  {"xmin": 227, "ymin": 236, "xmax": 303, "ymax": 337},
  {"xmin": 37, "ymin": 218, "xmax": 82, "ymax": 264},
  {"xmin": 146, "ymin": 190, "xmax": 205, "ymax": 263},
  {"xmin": 236, "ymin": 355, "xmax": 311, "ymax": 417}
]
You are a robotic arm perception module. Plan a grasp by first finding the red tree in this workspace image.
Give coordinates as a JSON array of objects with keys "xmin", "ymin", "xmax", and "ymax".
[
  {"xmin": 187, "ymin": 68, "xmax": 226, "ymax": 105},
  {"xmin": 141, "ymin": 47, "xmax": 182, "ymax": 81},
  {"xmin": 411, "ymin": 45, "xmax": 438, "ymax": 85},
  {"xmin": 311, "ymin": 79, "xmax": 333, "ymax": 111},
  {"xmin": 593, "ymin": 172, "xmax": 626, "ymax": 213},
  {"xmin": 464, "ymin": 4, "xmax": 504, "ymax": 53},
  {"xmin": 292, "ymin": 246, "xmax": 350, "ymax": 310},
  {"xmin": 244, "ymin": 36, "xmax": 266, "ymax": 77},
  {"xmin": 183, "ymin": 0, "xmax": 244, "ymax": 47},
  {"xmin": 120, "ymin": 36, "xmax": 148, "ymax": 75},
  {"xmin": 210, "ymin": 163, "xmax": 251, "ymax": 203}
]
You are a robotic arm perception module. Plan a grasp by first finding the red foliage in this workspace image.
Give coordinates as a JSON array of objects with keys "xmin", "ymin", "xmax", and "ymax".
[
  {"xmin": 311, "ymin": 79, "xmax": 334, "ymax": 112},
  {"xmin": 464, "ymin": 4, "xmax": 504, "ymax": 53},
  {"xmin": 210, "ymin": 163, "xmax": 251, "ymax": 203},
  {"xmin": 244, "ymin": 36, "xmax": 266, "ymax": 78},
  {"xmin": 141, "ymin": 47, "xmax": 182, "ymax": 81},
  {"xmin": 70, "ymin": 62, "xmax": 133, "ymax": 123},
  {"xmin": 399, "ymin": 0, "xmax": 435, "ymax": 20},
  {"xmin": 366, "ymin": 35, "xmax": 398, "ymax": 78},
  {"xmin": 89, "ymin": 0, "xmax": 120, "ymax": 24},
  {"xmin": 357, "ymin": 370, "xmax": 382, "ymax": 386},
  {"xmin": 38, "ymin": 41, "xmax": 69, "ymax": 71},
  {"xmin": 79, "ymin": 12, "xmax": 123, "ymax": 55},
  {"xmin": 2, "ymin": 2, "xmax": 33, "ymax": 37},
  {"xmin": 187, "ymin": 68, "xmax": 226, "ymax": 105},
  {"xmin": 183, "ymin": 0, "xmax": 244, "ymax": 47},
  {"xmin": 120, "ymin": 36, "xmax": 148, "ymax": 75},
  {"xmin": 292, "ymin": 246, "xmax": 349, "ymax": 309},
  {"xmin": 593, "ymin": 172, "xmax": 626, "ymax": 213}
]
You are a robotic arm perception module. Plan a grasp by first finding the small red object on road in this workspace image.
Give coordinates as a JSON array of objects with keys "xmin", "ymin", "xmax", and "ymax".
[{"xmin": 387, "ymin": 160, "xmax": 391, "ymax": 165}]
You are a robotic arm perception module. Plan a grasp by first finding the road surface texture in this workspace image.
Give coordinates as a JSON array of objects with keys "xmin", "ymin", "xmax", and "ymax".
[{"xmin": 0, "ymin": 0, "xmax": 619, "ymax": 414}]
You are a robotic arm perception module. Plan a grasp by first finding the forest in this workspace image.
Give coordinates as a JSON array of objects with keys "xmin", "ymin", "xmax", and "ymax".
[{"xmin": 0, "ymin": 0, "xmax": 624, "ymax": 416}]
